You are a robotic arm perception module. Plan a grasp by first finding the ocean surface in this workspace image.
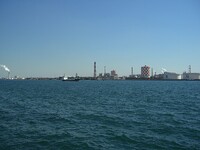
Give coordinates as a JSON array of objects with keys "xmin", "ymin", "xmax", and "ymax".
[{"xmin": 0, "ymin": 80, "xmax": 199, "ymax": 150}]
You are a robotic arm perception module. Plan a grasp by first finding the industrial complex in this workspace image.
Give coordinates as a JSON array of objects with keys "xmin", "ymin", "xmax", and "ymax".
[
  {"xmin": 92, "ymin": 62, "xmax": 200, "ymax": 81},
  {"xmin": 0, "ymin": 63, "xmax": 200, "ymax": 80},
  {"xmin": 162, "ymin": 65, "xmax": 200, "ymax": 80}
]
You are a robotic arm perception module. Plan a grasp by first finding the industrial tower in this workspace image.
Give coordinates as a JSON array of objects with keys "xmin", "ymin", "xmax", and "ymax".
[
  {"xmin": 189, "ymin": 65, "xmax": 191, "ymax": 73},
  {"xmin": 94, "ymin": 62, "xmax": 96, "ymax": 78},
  {"xmin": 104, "ymin": 66, "xmax": 106, "ymax": 76},
  {"xmin": 131, "ymin": 67, "xmax": 133, "ymax": 77}
]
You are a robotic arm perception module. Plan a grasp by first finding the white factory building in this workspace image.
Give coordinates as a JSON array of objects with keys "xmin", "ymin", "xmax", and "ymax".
[
  {"xmin": 163, "ymin": 72, "xmax": 200, "ymax": 80},
  {"xmin": 163, "ymin": 72, "xmax": 182, "ymax": 80},
  {"xmin": 182, "ymin": 72, "xmax": 200, "ymax": 80}
]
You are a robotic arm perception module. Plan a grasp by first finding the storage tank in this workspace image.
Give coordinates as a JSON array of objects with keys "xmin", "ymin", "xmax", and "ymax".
[{"xmin": 163, "ymin": 72, "xmax": 181, "ymax": 80}]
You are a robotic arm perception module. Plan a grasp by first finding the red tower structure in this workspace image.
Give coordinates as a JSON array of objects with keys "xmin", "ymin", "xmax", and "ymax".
[{"xmin": 141, "ymin": 65, "xmax": 150, "ymax": 78}]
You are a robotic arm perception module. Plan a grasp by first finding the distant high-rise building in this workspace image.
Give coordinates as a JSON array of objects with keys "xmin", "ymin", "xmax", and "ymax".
[{"xmin": 141, "ymin": 65, "xmax": 150, "ymax": 78}]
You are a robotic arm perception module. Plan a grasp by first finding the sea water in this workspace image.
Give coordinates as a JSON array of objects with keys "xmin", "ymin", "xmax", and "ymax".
[{"xmin": 0, "ymin": 80, "xmax": 200, "ymax": 150}]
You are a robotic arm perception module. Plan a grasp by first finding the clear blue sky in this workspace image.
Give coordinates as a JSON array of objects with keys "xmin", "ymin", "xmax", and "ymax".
[{"xmin": 0, "ymin": 0, "xmax": 200, "ymax": 77}]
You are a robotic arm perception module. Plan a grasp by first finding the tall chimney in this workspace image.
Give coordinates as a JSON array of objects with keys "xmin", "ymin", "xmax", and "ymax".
[
  {"xmin": 8, "ymin": 72, "xmax": 10, "ymax": 79},
  {"xmin": 94, "ymin": 62, "xmax": 96, "ymax": 78},
  {"xmin": 131, "ymin": 67, "xmax": 133, "ymax": 76}
]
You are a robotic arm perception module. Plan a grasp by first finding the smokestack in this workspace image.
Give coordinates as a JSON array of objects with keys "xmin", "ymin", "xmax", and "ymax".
[
  {"xmin": 151, "ymin": 68, "xmax": 153, "ymax": 78},
  {"xmin": 189, "ymin": 65, "xmax": 191, "ymax": 73},
  {"xmin": 8, "ymin": 72, "xmax": 10, "ymax": 79},
  {"xmin": 131, "ymin": 67, "xmax": 133, "ymax": 76},
  {"xmin": 94, "ymin": 62, "xmax": 96, "ymax": 78}
]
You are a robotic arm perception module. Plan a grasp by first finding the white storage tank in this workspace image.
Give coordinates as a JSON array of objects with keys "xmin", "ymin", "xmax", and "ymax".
[{"xmin": 163, "ymin": 72, "xmax": 182, "ymax": 80}]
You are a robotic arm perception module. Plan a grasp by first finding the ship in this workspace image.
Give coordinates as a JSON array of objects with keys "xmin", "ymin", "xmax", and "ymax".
[{"xmin": 62, "ymin": 76, "xmax": 80, "ymax": 81}]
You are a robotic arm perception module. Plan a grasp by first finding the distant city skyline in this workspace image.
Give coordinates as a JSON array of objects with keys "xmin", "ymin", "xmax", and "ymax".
[{"xmin": 1, "ymin": 0, "xmax": 200, "ymax": 77}]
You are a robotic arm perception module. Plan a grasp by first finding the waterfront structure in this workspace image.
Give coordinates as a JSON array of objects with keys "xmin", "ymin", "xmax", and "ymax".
[
  {"xmin": 154, "ymin": 74, "xmax": 164, "ymax": 80},
  {"xmin": 182, "ymin": 72, "xmax": 200, "ymax": 80},
  {"xmin": 111, "ymin": 70, "xmax": 116, "ymax": 76},
  {"xmin": 99, "ymin": 73, "xmax": 103, "ymax": 77},
  {"xmin": 182, "ymin": 65, "xmax": 200, "ymax": 80},
  {"xmin": 163, "ymin": 72, "xmax": 181, "ymax": 80},
  {"xmin": 111, "ymin": 70, "xmax": 118, "ymax": 80},
  {"xmin": 104, "ymin": 73, "xmax": 110, "ymax": 78},
  {"xmin": 141, "ymin": 65, "xmax": 150, "ymax": 78}
]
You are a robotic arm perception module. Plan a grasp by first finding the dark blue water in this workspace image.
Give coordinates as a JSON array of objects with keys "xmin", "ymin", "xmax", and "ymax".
[{"xmin": 0, "ymin": 80, "xmax": 200, "ymax": 150}]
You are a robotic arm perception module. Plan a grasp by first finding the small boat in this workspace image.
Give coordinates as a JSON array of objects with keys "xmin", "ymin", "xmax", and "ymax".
[{"xmin": 62, "ymin": 76, "xmax": 80, "ymax": 81}]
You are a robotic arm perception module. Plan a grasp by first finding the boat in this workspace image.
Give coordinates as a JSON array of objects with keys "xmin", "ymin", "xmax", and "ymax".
[{"xmin": 62, "ymin": 76, "xmax": 80, "ymax": 81}]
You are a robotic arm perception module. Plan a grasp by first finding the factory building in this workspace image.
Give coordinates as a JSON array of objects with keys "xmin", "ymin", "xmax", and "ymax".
[
  {"xmin": 111, "ymin": 70, "xmax": 118, "ymax": 80},
  {"xmin": 141, "ymin": 65, "xmax": 150, "ymax": 78},
  {"xmin": 111, "ymin": 70, "xmax": 117, "ymax": 76},
  {"xmin": 163, "ymin": 72, "xmax": 182, "ymax": 80},
  {"xmin": 182, "ymin": 72, "xmax": 200, "ymax": 80}
]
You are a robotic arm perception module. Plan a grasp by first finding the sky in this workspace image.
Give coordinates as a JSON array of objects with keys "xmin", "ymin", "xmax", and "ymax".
[{"xmin": 0, "ymin": 0, "xmax": 200, "ymax": 77}]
